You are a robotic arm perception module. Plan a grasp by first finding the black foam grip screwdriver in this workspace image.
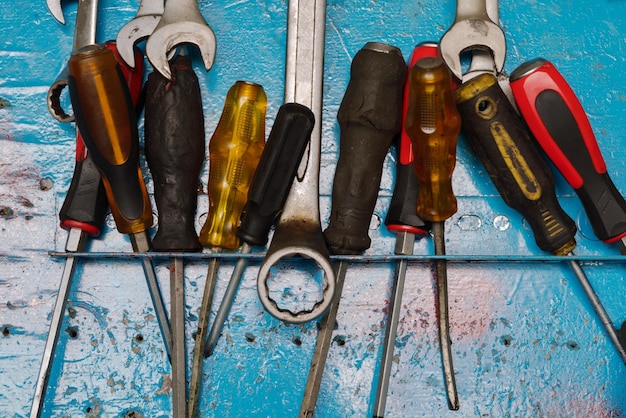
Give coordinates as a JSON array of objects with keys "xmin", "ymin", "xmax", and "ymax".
[
  {"xmin": 324, "ymin": 42, "xmax": 407, "ymax": 255},
  {"xmin": 455, "ymin": 73, "xmax": 577, "ymax": 255},
  {"xmin": 144, "ymin": 55, "xmax": 206, "ymax": 252},
  {"xmin": 236, "ymin": 103, "xmax": 314, "ymax": 247}
]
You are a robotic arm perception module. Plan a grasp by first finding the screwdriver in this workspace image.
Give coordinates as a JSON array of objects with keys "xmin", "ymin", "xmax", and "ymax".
[
  {"xmin": 144, "ymin": 52, "xmax": 206, "ymax": 418},
  {"xmin": 203, "ymin": 103, "xmax": 314, "ymax": 357},
  {"xmin": 455, "ymin": 72, "xmax": 626, "ymax": 365},
  {"xmin": 509, "ymin": 58, "xmax": 626, "ymax": 252},
  {"xmin": 188, "ymin": 80, "xmax": 267, "ymax": 418},
  {"xmin": 301, "ymin": 42, "xmax": 407, "ymax": 418},
  {"xmin": 405, "ymin": 56, "xmax": 461, "ymax": 411},
  {"xmin": 372, "ymin": 42, "xmax": 435, "ymax": 418},
  {"xmin": 509, "ymin": 58, "xmax": 626, "ymax": 364},
  {"xmin": 31, "ymin": 42, "xmax": 142, "ymax": 418},
  {"xmin": 67, "ymin": 43, "xmax": 172, "ymax": 358}
]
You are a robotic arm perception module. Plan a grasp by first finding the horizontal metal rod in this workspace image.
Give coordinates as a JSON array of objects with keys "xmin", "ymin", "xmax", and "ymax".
[{"xmin": 47, "ymin": 252, "xmax": 626, "ymax": 263}]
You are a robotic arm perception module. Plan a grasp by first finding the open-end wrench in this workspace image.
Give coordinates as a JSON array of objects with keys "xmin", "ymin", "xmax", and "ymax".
[
  {"xmin": 145, "ymin": 0, "xmax": 216, "ymax": 80},
  {"xmin": 45, "ymin": 0, "xmax": 98, "ymax": 122},
  {"xmin": 439, "ymin": 0, "xmax": 506, "ymax": 82},
  {"xmin": 256, "ymin": 0, "xmax": 336, "ymax": 324},
  {"xmin": 116, "ymin": 0, "xmax": 165, "ymax": 69}
]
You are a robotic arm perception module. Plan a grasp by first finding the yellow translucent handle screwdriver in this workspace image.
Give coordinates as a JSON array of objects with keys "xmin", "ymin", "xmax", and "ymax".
[{"xmin": 188, "ymin": 81, "xmax": 266, "ymax": 418}]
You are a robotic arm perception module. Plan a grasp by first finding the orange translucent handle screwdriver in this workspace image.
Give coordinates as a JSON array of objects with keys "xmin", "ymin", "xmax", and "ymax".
[
  {"xmin": 406, "ymin": 56, "xmax": 461, "ymax": 223},
  {"xmin": 199, "ymin": 81, "xmax": 267, "ymax": 249},
  {"xmin": 68, "ymin": 44, "xmax": 152, "ymax": 235},
  {"xmin": 404, "ymin": 56, "xmax": 461, "ymax": 410}
]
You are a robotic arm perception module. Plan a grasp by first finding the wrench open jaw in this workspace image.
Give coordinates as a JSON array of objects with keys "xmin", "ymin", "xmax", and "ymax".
[
  {"xmin": 115, "ymin": 0, "xmax": 164, "ymax": 69},
  {"xmin": 46, "ymin": 0, "xmax": 67, "ymax": 24},
  {"xmin": 439, "ymin": 0, "xmax": 506, "ymax": 81},
  {"xmin": 145, "ymin": 0, "xmax": 216, "ymax": 80}
]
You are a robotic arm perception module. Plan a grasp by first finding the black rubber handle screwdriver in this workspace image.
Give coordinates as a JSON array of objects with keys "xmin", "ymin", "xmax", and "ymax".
[
  {"xmin": 144, "ymin": 52, "xmax": 206, "ymax": 418},
  {"xmin": 510, "ymin": 58, "xmax": 626, "ymax": 252},
  {"xmin": 67, "ymin": 43, "xmax": 172, "ymax": 358},
  {"xmin": 31, "ymin": 42, "xmax": 142, "ymax": 418},
  {"xmin": 202, "ymin": 103, "xmax": 314, "ymax": 358},
  {"xmin": 372, "ymin": 42, "xmax": 434, "ymax": 418},
  {"xmin": 300, "ymin": 42, "xmax": 407, "ymax": 418},
  {"xmin": 455, "ymin": 73, "xmax": 626, "ymax": 365}
]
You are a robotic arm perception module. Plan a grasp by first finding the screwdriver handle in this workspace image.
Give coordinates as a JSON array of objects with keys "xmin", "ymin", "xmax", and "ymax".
[
  {"xmin": 406, "ymin": 57, "xmax": 460, "ymax": 223},
  {"xmin": 144, "ymin": 55, "xmax": 205, "ymax": 252},
  {"xmin": 59, "ymin": 137, "xmax": 107, "ymax": 236},
  {"xmin": 455, "ymin": 73, "xmax": 577, "ymax": 255},
  {"xmin": 60, "ymin": 42, "xmax": 143, "ymax": 237},
  {"xmin": 510, "ymin": 58, "xmax": 626, "ymax": 243},
  {"xmin": 399, "ymin": 41, "xmax": 443, "ymax": 166},
  {"xmin": 199, "ymin": 81, "xmax": 267, "ymax": 250},
  {"xmin": 386, "ymin": 42, "xmax": 443, "ymax": 235},
  {"xmin": 236, "ymin": 103, "xmax": 314, "ymax": 247},
  {"xmin": 324, "ymin": 42, "xmax": 407, "ymax": 255},
  {"xmin": 68, "ymin": 43, "xmax": 152, "ymax": 235}
]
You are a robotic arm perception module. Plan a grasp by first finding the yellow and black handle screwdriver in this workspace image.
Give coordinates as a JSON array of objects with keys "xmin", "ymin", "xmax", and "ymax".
[
  {"xmin": 31, "ymin": 42, "xmax": 143, "ymax": 418},
  {"xmin": 144, "ymin": 53, "xmax": 207, "ymax": 418},
  {"xmin": 509, "ymin": 58, "xmax": 626, "ymax": 360},
  {"xmin": 67, "ymin": 43, "xmax": 172, "ymax": 358},
  {"xmin": 188, "ymin": 80, "xmax": 267, "ymax": 418},
  {"xmin": 405, "ymin": 56, "xmax": 462, "ymax": 411},
  {"xmin": 455, "ymin": 72, "xmax": 626, "ymax": 364},
  {"xmin": 301, "ymin": 42, "xmax": 407, "ymax": 417}
]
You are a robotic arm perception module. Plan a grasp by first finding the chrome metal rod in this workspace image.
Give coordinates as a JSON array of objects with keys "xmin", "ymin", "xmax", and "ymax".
[
  {"xmin": 171, "ymin": 257, "xmax": 186, "ymax": 418},
  {"xmin": 131, "ymin": 232, "xmax": 172, "ymax": 360},
  {"xmin": 299, "ymin": 261, "xmax": 348, "ymax": 417},
  {"xmin": 373, "ymin": 231, "xmax": 415, "ymax": 417},
  {"xmin": 204, "ymin": 243, "xmax": 252, "ymax": 357},
  {"xmin": 30, "ymin": 228, "xmax": 87, "ymax": 418},
  {"xmin": 567, "ymin": 257, "xmax": 626, "ymax": 365},
  {"xmin": 433, "ymin": 221, "xmax": 459, "ymax": 410},
  {"xmin": 188, "ymin": 256, "xmax": 220, "ymax": 418}
]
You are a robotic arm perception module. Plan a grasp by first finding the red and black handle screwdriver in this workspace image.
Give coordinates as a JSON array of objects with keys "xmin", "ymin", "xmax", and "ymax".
[
  {"xmin": 372, "ymin": 42, "xmax": 434, "ymax": 418},
  {"xmin": 510, "ymin": 58, "xmax": 626, "ymax": 251}
]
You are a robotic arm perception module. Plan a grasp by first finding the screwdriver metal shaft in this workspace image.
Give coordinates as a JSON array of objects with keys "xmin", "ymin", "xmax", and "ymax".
[
  {"xmin": 300, "ymin": 261, "xmax": 348, "ymax": 418},
  {"xmin": 188, "ymin": 255, "xmax": 220, "ymax": 418},
  {"xmin": 372, "ymin": 232, "xmax": 413, "ymax": 418},
  {"xmin": 566, "ymin": 258, "xmax": 626, "ymax": 364},
  {"xmin": 31, "ymin": 228, "xmax": 88, "ymax": 418},
  {"xmin": 432, "ymin": 222, "xmax": 458, "ymax": 410}
]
